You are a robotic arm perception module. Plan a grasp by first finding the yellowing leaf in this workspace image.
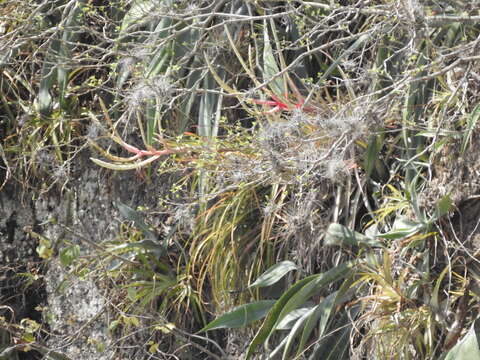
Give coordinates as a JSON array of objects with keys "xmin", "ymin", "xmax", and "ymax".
[{"xmin": 155, "ymin": 322, "xmax": 176, "ymax": 334}]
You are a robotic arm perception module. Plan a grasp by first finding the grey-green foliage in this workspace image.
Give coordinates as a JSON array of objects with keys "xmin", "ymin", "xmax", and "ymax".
[
  {"xmin": 442, "ymin": 320, "xmax": 480, "ymax": 360},
  {"xmin": 37, "ymin": 0, "xmax": 86, "ymax": 116},
  {"xmin": 4, "ymin": 1, "xmax": 480, "ymax": 359}
]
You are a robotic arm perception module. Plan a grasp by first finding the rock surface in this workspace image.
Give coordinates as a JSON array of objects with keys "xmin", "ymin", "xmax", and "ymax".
[{"xmin": 0, "ymin": 152, "xmax": 164, "ymax": 359}]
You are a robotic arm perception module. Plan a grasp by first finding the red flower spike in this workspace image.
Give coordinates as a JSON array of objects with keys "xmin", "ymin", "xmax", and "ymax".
[{"xmin": 250, "ymin": 93, "xmax": 310, "ymax": 114}]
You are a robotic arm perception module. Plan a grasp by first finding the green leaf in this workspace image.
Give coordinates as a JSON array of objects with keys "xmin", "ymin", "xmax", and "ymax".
[
  {"xmin": 297, "ymin": 291, "xmax": 339, "ymax": 357},
  {"xmin": 58, "ymin": 0, "xmax": 85, "ymax": 110},
  {"xmin": 106, "ymin": 251, "xmax": 136, "ymax": 271},
  {"xmin": 282, "ymin": 306, "xmax": 320, "ymax": 360},
  {"xmin": 262, "ymin": 20, "xmax": 284, "ymax": 96},
  {"xmin": 249, "ymin": 261, "xmax": 297, "ymax": 289},
  {"xmin": 246, "ymin": 261, "xmax": 355, "ymax": 359},
  {"xmin": 0, "ymin": 47, "xmax": 15, "ymax": 69},
  {"xmin": 36, "ymin": 0, "xmax": 85, "ymax": 116},
  {"xmin": 109, "ymin": 239, "xmax": 164, "ymax": 254},
  {"xmin": 120, "ymin": 0, "xmax": 158, "ymax": 34},
  {"xmin": 143, "ymin": 21, "xmax": 173, "ymax": 78},
  {"xmin": 308, "ymin": 306, "xmax": 360, "ymax": 360},
  {"xmin": 275, "ymin": 264, "xmax": 353, "ymax": 333},
  {"xmin": 378, "ymin": 216, "xmax": 424, "ymax": 239},
  {"xmin": 462, "ymin": 104, "xmax": 480, "ymax": 154},
  {"xmin": 36, "ymin": 237, "xmax": 53, "ymax": 260},
  {"xmin": 246, "ymin": 274, "xmax": 319, "ymax": 359},
  {"xmin": 435, "ymin": 194, "xmax": 453, "ymax": 220},
  {"xmin": 198, "ymin": 73, "xmax": 216, "ymax": 138},
  {"xmin": 316, "ymin": 33, "xmax": 370, "ymax": 86},
  {"xmin": 275, "ymin": 307, "xmax": 312, "ymax": 330},
  {"xmin": 179, "ymin": 68, "xmax": 203, "ymax": 131},
  {"xmin": 37, "ymin": 38, "xmax": 60, "ymax": 116},
  {"xmin": 59, "ymin": 245, "xmax": 80, "ymax": 267},
  {"xmin": 116, "ymin": 202, "xmax": 157, "ymax": 243},
  {"xmin": 416, "ymin": 129, "xmax": 462, "ymax": 138},
  {"xmin": 282, "ymin": 287, "xmax": 353, "ymax": 360},
  {"xmin": 199, "ymin": 300, "xmax": 276, "ymax": 332},
  {"xmin": 430, "ymin": 266, "xmax": 449, "ymax": 313},
  {"xmin": 443, "ymin": 319, "xmax": 480, "ymax": 360},
  {"xmin": 364, "ymin": 134, "xmax": 386, "ymax": 179},
  {"xmin": 325, "ymin": 223, "xmax": 382, "ymax": 247}
]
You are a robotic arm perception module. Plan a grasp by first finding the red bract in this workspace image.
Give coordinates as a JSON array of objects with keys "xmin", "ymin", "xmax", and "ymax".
[
  {"xmin": 122, "ymin": 142, "xmax": 177, "ymax": 159},
  {"xmin": 251, "ymin": 93, "xmax": 311, "ymax": 114}
]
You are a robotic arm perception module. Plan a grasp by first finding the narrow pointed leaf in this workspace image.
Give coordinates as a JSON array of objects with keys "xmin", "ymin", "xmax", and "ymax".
[
  {"xmin": 297, "ymin": 291, "xmax": 338, "ymax": 357},
  {"xmin": 246, "ymin": 261, "xmax": 355, "ymax": 359},
  {"xmin": 199, "ymin": 300, "xmax": 275, "ymax": 332},
  {"xmin": 282, "ymin": 305, "xmax": 320, "ymax": 360},
  {"xmin": 38, "ymin": 39, "xmax": 60, "ymax": 115},
  {"xmin": 309, "ymin": 318, "xmax": 351, "ymax": 360},
  {"xmin": 263, "ymin": 20, "xmax": 284, "ymax": 96},
  {"xmin": 378, "ymin": 216, "xmax": 425, "ymax": 239},
  {"xmin": 364, "ymin": 134, "xmax": 386, "ymax": 179},
  {"xmin": 58, "ymin": 0, "xmax": 84, "ymax": 110},
  {"xmin": 325, "ymin": 223, "xmax": 382, "ymax": 247},
  {"xmin": 249, "ymin": 261, "xmax": 297, "ymax": 289},
  {"xmin": 461, "ymin": 104, "xmax": 480, "ymax": 154},
  {"xmin": 308, "ymin": 305, "xmax": 361, "ymax": 360},
  {"xmin": 443, "ymin": 319, "xmax": 480, "ymax": 360},
  {"xmin": 276, "ymin": 262, "xmax": 353, "ymax": 332},
  {"xmin": 246, "ymin": 274, "xmax": 319, "ymax": 359},
  {"xmin": 116, "ymin": 202, "xmax": 157, "ymax": 242},
  {"xmin": 275, "ymin": 307, "xmax": 312, "ymax": 330},
  {"xmin": 90, "ymin": 155, "xmax": 161, "ymax": 170},
  {"xmin": 120, "ymin": 0, "xmax": 157, "ymax": 33},
  {"xmin": 317, "ymin": 33, "xmax": 370, "ymax": 85}
]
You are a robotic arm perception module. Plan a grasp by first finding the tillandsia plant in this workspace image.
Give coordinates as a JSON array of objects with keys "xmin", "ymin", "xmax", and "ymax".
[
  {"xmin": 5, "ymin": 0, "xmax": 480, "ymax": 359},
  {"xmin": 84, "ymin": 6, "xmax": 376, "ymax": 353},
  {"xmin": 175, "ymin": 2, "xmax": 480, "ymax": 360}
]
